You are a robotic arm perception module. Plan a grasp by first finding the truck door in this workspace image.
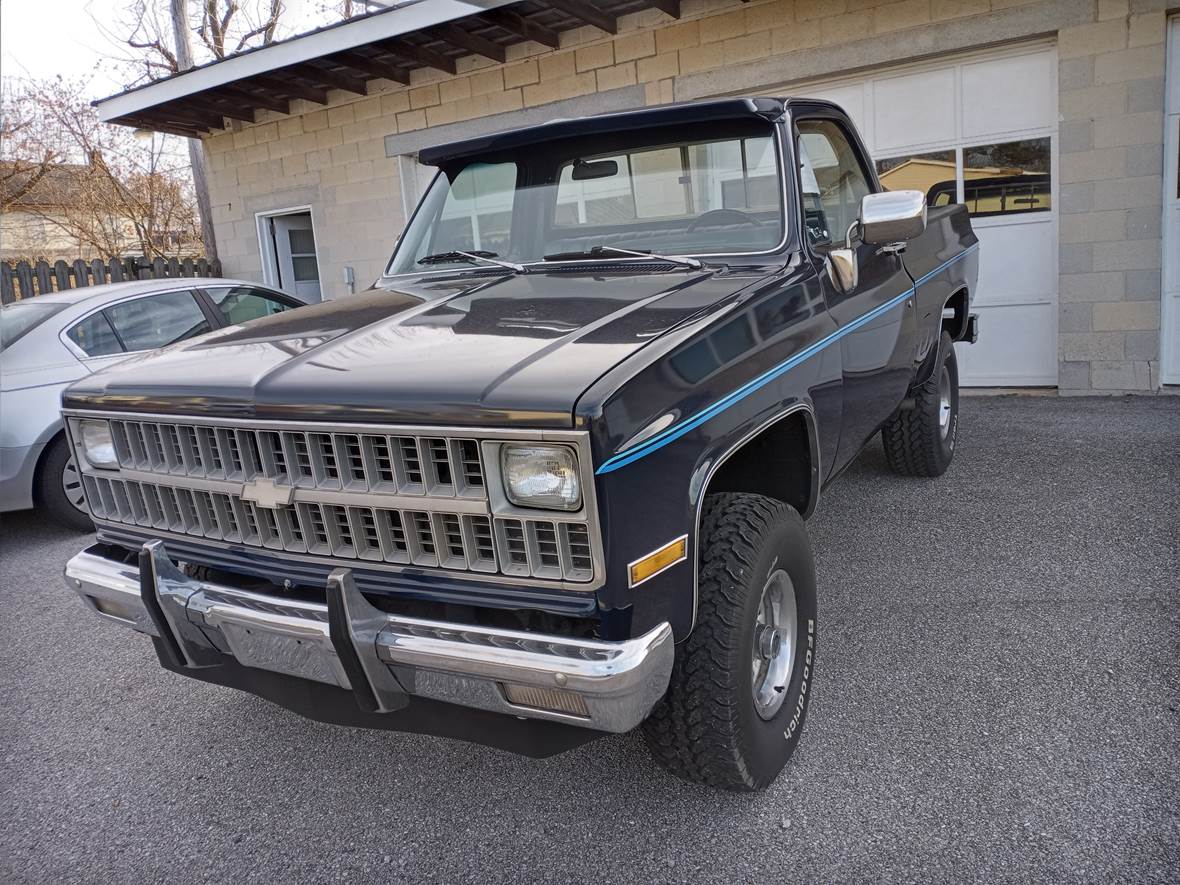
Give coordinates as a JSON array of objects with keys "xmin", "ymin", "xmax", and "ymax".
[{"xmin": 793, "ymin": 113, "xmax": 918, "ymax": 476}]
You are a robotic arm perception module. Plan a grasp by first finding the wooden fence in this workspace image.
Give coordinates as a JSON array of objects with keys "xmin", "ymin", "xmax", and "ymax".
[{"xmin": 0, "ymin": 256, "xmax": 224, "ymax": 304}]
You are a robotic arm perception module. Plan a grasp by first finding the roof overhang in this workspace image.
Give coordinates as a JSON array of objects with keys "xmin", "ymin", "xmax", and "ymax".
[{"xmin": 94, "ymin": 0, "xmax": 683, "ymax": 139}]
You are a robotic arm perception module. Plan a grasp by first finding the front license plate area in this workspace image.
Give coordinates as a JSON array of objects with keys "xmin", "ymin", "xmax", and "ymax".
[{"xmin": 219, "ymin": 622, "xmax": 347, "ymax": 688}]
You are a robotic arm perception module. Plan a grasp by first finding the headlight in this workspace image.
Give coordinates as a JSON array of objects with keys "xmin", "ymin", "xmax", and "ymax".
[
  {"xmin": 79, "ymin": 419, "xmax": 117, "ymax": 469},
  {"xmin": 501, "ymin": 445, "xmax": 581, "ymax": 511}
]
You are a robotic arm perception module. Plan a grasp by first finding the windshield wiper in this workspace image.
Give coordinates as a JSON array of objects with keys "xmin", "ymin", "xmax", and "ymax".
[
  {"xmin": 541, "ymin": 245, "xmax": 703, "ymax": 270},
  {"xmin": 417, "ymin": 250, "xmax": 527, "ymax": 273}
]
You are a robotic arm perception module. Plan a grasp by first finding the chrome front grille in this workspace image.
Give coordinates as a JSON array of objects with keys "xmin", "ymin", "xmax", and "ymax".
[
  {"xmin": 79, "ymin": 417, "xmax": 598, "ymax": 586},
  {"xmin": 108, "ymin": 418, "xmax": 486, "ymax": 498}
]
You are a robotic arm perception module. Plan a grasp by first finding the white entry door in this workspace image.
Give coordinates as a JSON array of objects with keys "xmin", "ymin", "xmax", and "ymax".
[
  {"xmin": 1162, "ymin": 16, "xmax": 1180, "ymax": 385},
  {"xmin": 271, "ymin": 212, "xmax": 322, "ymax": 301},
  {"xmin": 786, "ymin": 44, "xmax": 1059, "ymax": 386}
]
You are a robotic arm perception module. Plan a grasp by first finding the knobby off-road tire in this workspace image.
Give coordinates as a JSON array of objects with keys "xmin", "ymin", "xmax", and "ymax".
[
  {"xmin": 881, "ymin": 330, "xmax": 959, "ymax": 477},
  {"xmin": 642, "ymin": 493, "xmax": 817, "ymax": 791},
  {"xmin": 36, "ymin": 435, "xmax": 94, "ymax": 532}
]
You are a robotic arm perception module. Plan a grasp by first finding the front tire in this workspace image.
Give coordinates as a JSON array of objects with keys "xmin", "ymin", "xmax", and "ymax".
[
  {"xmin": 881, "ymin": 330, "xmax": 959, "ymax": 477},
  {"xmin": 642, "ymin": 493, "xmax": 817, "ymax": 791},
  {"xmin": 36, "ymin": 435, "xmax": 94, "ymax": 532}
]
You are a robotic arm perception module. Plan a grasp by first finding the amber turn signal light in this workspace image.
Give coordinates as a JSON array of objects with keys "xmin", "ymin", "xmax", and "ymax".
[{"xmin": 628, "ymin": 535, "xmax": 688, "ymax": 588}]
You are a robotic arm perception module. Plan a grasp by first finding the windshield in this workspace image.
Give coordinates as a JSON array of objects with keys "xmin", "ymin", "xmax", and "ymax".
[
  {"xmin": 388, "ymin": 120, "xmax": 784, "ymax": 275},
  {"xmin": 0, "ymin": 300, "xmax": 69, "ymax": 351}
]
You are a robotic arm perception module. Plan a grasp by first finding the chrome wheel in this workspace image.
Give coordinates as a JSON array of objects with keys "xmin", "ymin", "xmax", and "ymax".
[
  {"xmin": 62, "ymin": 456, "xmax": 86, "ymax": 512},
  {"xmin": 751, "ymin": 569, "xmax": 798, "ymax": 720},
  {"xmin": 938, "ymin": 365, "xmax": 952, "ymax": 439}
]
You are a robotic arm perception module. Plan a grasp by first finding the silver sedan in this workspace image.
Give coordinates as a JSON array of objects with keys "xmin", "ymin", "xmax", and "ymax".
[{"xmin": 0, "ymin": 278, "xmax": 304, "ymax": 530}]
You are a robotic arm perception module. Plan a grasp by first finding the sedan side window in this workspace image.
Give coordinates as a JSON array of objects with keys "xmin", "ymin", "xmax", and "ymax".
[
  {"xmin": 103, "ymin": 290, "xmax": 211, "ymax": 353},
  {"xmin": 66, "ymin": 312, "xmax": 124, "ymax": 357},
  {"xmin": 796, "ymin": 119, "xmax": 872, "ymax": 250},
  {"xmin": 205, "ymin": 286, "xmax": 295, "ymax": 325}
]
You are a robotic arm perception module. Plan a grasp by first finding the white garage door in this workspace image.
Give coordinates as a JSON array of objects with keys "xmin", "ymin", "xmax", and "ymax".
[{"xmin": 785, "ymin": 43, "xmax": 1059, "ymax": 386}]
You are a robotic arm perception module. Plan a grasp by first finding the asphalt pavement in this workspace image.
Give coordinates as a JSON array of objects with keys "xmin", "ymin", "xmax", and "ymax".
[{"xmin": 1, "ymin": 395, "xmax": 1177, "ymax": 884}]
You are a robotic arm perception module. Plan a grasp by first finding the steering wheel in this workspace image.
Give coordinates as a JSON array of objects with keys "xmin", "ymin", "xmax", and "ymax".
[{"xmin": 687, "ymin": 208, "xmax": 763, "ymax": 232}]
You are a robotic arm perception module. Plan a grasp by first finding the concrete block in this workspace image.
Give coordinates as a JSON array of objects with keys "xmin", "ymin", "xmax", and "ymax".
[
  {"xmin": 1059, "ymin": 332, "xmax": 1126, "ymax": 361},
  {"xmin": 1060, "ymin": 302, "xmax": 1093, "ymax": 333},
  {"xmin": 745, "ymin": 0, "xmax": 791, "ymax": 32},
  {"xmin": 699, "ymin": 8, "xmax": 748, "ymax": 43},
  {"xmin": 1060, "ymin": 148, "xmax": 1127, "ymax": 183},
  {"xmin": 504, "ymin": 60, "xmax": 539, "ymax": 89},
  {"xmin": 1125, "ymin": 330, "xmax": 1162, "ymax": 360},
  {"xmin": 380, "ymin": 92, "xmax": 410, "ymax": 117},
  {"xmin": 614, "ymin": 31, "xmax": 656, "ymax": 63},
  {"xmin": 1091, "ymin": 238, "xmax": 1161, "ymax": 270},
  {"xmin": 315, "ymin": 128, "xmax": 343, "ymax": 150},
  {"xmin": 1125, "ymin": 205, "xmax": 1161, "ymax": 239},
  {"xmin": 409, "ymin": 84, "xmax": 440, "ymax": 110},
  {"xmin": 1057, "ymin": 360, "xmax": 1090, "ymax": 390},
  {"xmin": 575, "ymin": 42, "xmax": 615, "ymax": 72},
  {"xmin": 873, "ymin": 0, "xmax": 932, "ymax": 34},
  {"xmin": 797, "ymin": 0, "xmax": 846, "ymax": 20},
  {"xmin": 1090, "ymin": 359, "xmax": 1152, "ymax": 389},
  {"xmin": 1092, "ymin": 300, "xmax": 1160, "ymax": 331},
  {"xmin": 1094, "ymin": 46, "xmax": 1165, "ymax": 85},
  {"xmin": 655, "ymin": 21, "xmax": 700, "ymax": 53},
  {"xmin": 1059, "ymin": 83, "xmax": 1127, "ymax": 121},
  {"xmin": 1061, "ymin": 209, "xmax": 1127, "ymax": 243},
  {"xmin": 724, "ymin": 31, "xmax": 772, "ymax": 62},
  {"xmin": 679, "ymin": 43, "xmax": 726, "ymax": 74},
  {"xmin": 439, "ymin": 78, "xmax": 472, "ymax": 104},
  {"xmin": 1091, "ymin": 175, "xmax": 1163, "ymax": 209},
  {"xmin": 1058, "ymin": 20, "xmax": 1128, "ymax": 60},
  {"xmin": 327, "ymin": 105, "xmax": 354, "ymax": 128},
  {"xmin": 597, "ymin": 62, "xmax": 638, "ymax": 91},
  {"xmin": 1125, "ymin": 143, "xmax": 1163, "ymax": 177},
  {"xmin": 1097, "ymin": 0, "xmax": 1129, "ymax": 19},
  {"xmin": 1093, "ymin": 111, "xmax": 1163, "ymax": 148},
  {"xmin": 1059, "ymin": 243, "xmax": 1093, "ymax": 274},
  {"xmin": 1125, "ymin": 268, "xmax": 1162, "ymax": 300},
  {"xmin": 1058, "ymin": 120, "xmax": 1092, "ymax": 154},
  {"xmin": 1127, "ymin": 77, "xmax": 1165, "ymax": 112},
  {"xmin": 637, "ymin": 51, "xmax": 680, "ymax": 81},
  {"xmin": 822, "ymin": 12, "xmax": 874, "ymax": 43},
  {"xmin": 396, "ymin": 109, "xmax": 427, "ymax": 132},
  {"xmin": 469, "ymin": 69, "xmax": 505, "ymax": 96},
  {"xmin": 770, "ymin": 20, "xmax": 822, "ymax": 53},
  {"xmin": 1060, "ymin": 271, "xmax": 1125, "ymax": 302},
  {"xmin": 931, "ymin": 0, "xmax": 989, "ymax": 20},
  {"xmin": 1127, "ymin": 12, "xmax": 1167, "ymax": 46},
  {"xmin": 1059, "ymin": 182, "xmax": 1094, "ymax": 215},
  {"xmin": 1058, "ymin": 57, "xmax": 1094, "ymax": 90}
]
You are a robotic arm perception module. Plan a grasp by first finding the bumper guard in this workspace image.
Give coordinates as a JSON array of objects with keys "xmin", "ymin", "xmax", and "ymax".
[{"xmin": 65, "ymin": 542, "xmax": 673, "ymax": 734}]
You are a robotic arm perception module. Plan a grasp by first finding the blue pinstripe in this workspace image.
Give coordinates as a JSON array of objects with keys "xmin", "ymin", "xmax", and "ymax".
[{"xmin": 595, "ymin": 243, "xmax": 978, "ymax": 475}]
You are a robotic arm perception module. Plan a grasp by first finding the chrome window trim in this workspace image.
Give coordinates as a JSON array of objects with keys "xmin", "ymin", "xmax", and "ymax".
[
  {"xmin": 691, "ymin": 401, "xmax": 820, "ymax": 632},
  {"xmin": 58, "ymin": 286, "xmax": 208, "ymax": 362},
  {"xmin": 64, "ymin": 409, "xmax": 605, "ymax": 594}
]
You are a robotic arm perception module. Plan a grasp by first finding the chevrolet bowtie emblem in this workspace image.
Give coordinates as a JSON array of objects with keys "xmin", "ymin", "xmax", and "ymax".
[{"xmin": 240, "ymin": 477, "xmax": 295, "ymax": 509}]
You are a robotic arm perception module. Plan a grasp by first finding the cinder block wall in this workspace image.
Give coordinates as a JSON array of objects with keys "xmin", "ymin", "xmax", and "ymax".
[{"xmin": 202, "ymin": 0, "xmax": 1172, "ymax": 393}]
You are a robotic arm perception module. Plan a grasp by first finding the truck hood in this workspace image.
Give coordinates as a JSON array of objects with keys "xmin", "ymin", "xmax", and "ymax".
[{"xmin": 63, "ymin": 266, "xmax": 774, "ymax": 427}]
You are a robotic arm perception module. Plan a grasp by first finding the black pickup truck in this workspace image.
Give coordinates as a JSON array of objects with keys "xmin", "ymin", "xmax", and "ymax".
[{"xmin": 62, "ymin": 97, "xmax": 978, "ymax": 791}]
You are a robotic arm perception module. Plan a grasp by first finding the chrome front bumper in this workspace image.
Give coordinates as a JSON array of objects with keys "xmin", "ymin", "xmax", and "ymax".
[{"xmin": 64, "ymin": 542, "xmax": 674, "ymax": 734}]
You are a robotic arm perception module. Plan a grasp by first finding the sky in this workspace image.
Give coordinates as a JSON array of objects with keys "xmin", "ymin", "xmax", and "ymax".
[{"xmin": 1, "ymin": 0, "xmax": 337, "ymax": 102}]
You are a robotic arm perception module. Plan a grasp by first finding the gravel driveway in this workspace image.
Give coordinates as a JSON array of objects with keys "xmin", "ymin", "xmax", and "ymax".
[{"xmin": 2, "ymin": 395, "xmax": 1177, "ymax": 884}]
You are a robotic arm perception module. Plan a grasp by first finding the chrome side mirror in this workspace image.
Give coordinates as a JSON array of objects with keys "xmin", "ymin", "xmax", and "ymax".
[{"xmin": 860, "ymin": 190, "xmax": 927, "ymax": 247}]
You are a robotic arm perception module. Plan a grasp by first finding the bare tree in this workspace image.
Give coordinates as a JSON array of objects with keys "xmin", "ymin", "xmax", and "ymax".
[
  {"xmin": 2, "ymin": 78, "xmax": 202, "ymax": 260},
  {"xmin": 99, "ymin": 0, "xmax": 293, "ymax": 260},
  {"xmin": 0, "ymin": 81, "xmax": 61, "ymax": 212}
]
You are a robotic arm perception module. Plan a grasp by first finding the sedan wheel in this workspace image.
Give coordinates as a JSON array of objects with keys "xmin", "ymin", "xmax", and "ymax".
[{"xmin": 62, "ymin": 456, "xmax": 86, "ymax": 512}]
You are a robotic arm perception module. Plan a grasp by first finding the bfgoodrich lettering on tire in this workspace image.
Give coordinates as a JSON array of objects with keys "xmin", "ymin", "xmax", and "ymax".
[{"xmin": 642, "ymin": 492, "xmax": 817, "ymax": 791}]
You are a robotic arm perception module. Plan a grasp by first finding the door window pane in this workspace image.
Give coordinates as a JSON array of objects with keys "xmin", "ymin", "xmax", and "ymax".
[
  {"xmin": 67, "ymin": 312, "xmax": 123, "ymax": 357},
  {"xmin": 876, "ymin": 150, "xmax": 957, "ymax": 207},
  {"xmin": 962, "ymin": 138, "xmax": 1051, "ymax": 217},
  {"xmin": 291, "ymin": 256, "xmax": 319, "ymax": 282},
  {"xmin": 207, "ymin": 286, "xmax": 295, "ymax": 324},
  {"xmin": 796, "ymin": 120, "xmax": 871, "ymax": 248},
  {"xmin": 104, "ymin": 290, "xmax": 211, "ymax": 352},
  {"xmin": 287, "ymin": 228, "xmax": 316, "ymax": 254}
]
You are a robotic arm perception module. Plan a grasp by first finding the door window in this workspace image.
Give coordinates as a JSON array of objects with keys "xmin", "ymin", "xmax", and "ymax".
[
  {"xmin": 206, "ymin": 286, "xmax": 296, "ymax": 324},
  {"xmin": 103, "ymin": 290, "xmax": 211, "ymax": 352},
  {"xmin": 66, "ymin": 312, "xmax": 123, "ymax": 357},
  {"xmin": 796, "ymin": 119, "xmax": 872, "ymax": 249}
]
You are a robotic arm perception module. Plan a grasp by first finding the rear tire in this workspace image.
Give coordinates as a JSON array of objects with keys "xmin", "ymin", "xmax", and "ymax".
[
  {"xmin": 881, "ymin": 330, "xmax": 959, "ymax": 477},
  {"xmin": 36, "ymin": 435, "xmax": 94, "ymax": 532},
  {"xmin": 642, "ymin": 493, "xmax": 817, "ymax": 791}
]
